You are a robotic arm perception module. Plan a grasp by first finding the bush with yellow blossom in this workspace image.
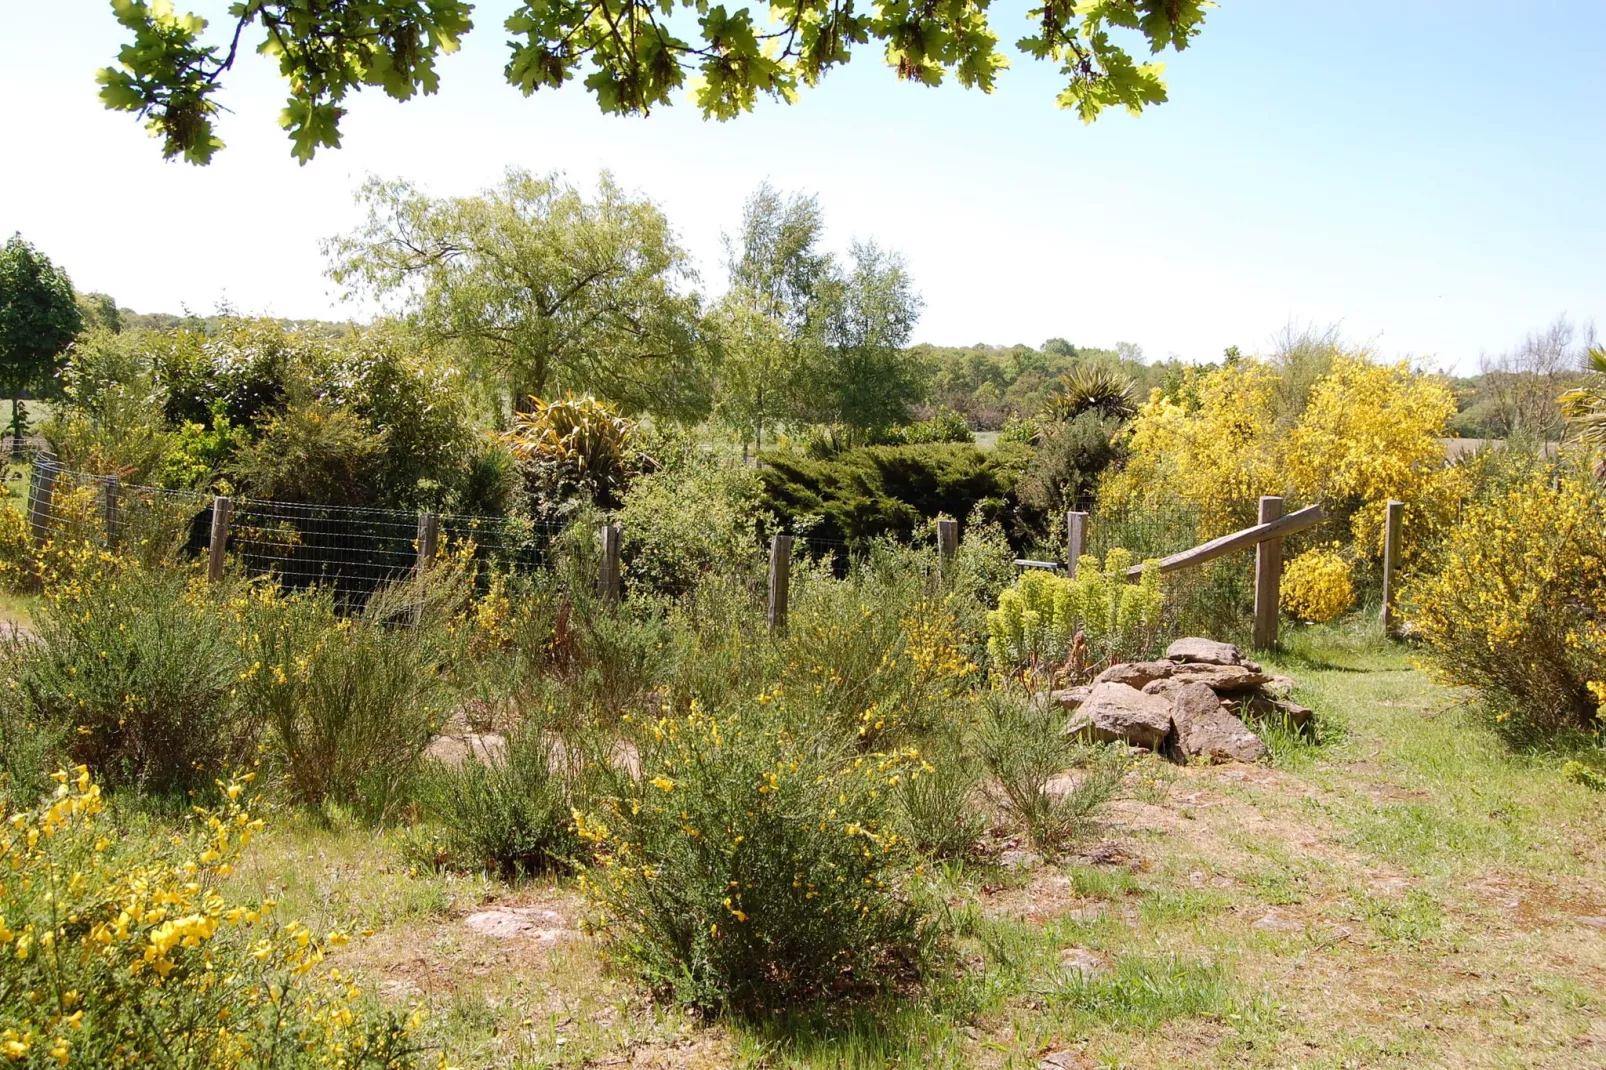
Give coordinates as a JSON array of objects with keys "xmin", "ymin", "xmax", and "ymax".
[
  {"xmin": 1407, "ymin": 468, "xmax": 1606, "ymax": 734},
  {"xmin": 0, "ymin": 767, "xmax": 429, "ymax": 1068},
  {"xmin": 1280, "ymin": 547, "xmax": 1355, "ymax": 623},
  {"xmin": 575, "ymin": 699, "xmax": 928, "ymax": 1016}
]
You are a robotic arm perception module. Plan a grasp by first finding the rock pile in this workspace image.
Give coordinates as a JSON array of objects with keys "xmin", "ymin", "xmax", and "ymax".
[{"xmin": 1052, "ymin": 638, "xmax": 1309, "ymax": 764}]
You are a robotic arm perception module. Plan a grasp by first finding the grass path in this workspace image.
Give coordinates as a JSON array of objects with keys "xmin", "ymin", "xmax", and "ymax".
[{"xmin": 237, "ymin": 625, "xmax": 1606, "ymax": 1069}]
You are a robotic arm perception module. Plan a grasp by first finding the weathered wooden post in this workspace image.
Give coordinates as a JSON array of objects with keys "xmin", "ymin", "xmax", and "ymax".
[
  {"xmin": 936, "ymin": 519, "xmax": 958, "ymax": 566},
  {"xmin": 415, "ymin": 512, "xmax": 440, "ymax": 574},
  {"xmin": 598, "ymin": 522, "xmax": 621, "ymax": 603},
  {"xmin": 207, "ymin": 496, "xmax": 233, "ymax": 584},
  {"xmin": 1252, "ymin": 495, "xmax": 1284, "ymax": 649},
  {"xmin": 102, "ymin": 475, "xmax": 120, "ymax": 548},
  {"xmin": 28, "ymin": 463, "xmax": 56, "ymax": 545},
  {"xmin": 1381, "ymin": 498, "xmax": 1404, "ymax": 635},
  {"xmin": 1066, "ymin": 510, "xmax": 1088, "ymax": 577},
  {"xmin": 768, "ymin": 534, "xmax": 793, "ymax": 634}
]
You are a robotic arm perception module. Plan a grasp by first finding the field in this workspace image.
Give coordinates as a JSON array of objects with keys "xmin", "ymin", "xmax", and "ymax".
[{"xmin": 227, "ymin": 622, "xmax": 1606, "ymax": 1069}]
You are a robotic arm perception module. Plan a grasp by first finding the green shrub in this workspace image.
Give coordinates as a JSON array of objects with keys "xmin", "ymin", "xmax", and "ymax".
[
  {"xmin": 894, "ymin": 727, "xmax": 986, "ymax": 860},
  {"xmin": 979, "ymin": 690, "xmax": 1126, "ymax": 851},
  {"xmin": 759, "ymin": 442, "xmax": 1025, "ymax": 547},
  {"xmin": 880, "ymin": 407, "xmax": 974, "ymax": 445},
  {"xmin": 416, "ymin": 716, "xmax": 588, "ymax": 877},
  {"xmin": 619, "ymin": 450, "xmax": 771, "ymax": 597},
  {"xmin": 20, "ymin": 561, "xmax": 247, "ymax": 797},
  {"xmin": 577, "ymin": 702, "xmax": 928, "ymax": 1016},
  {"xmin": 240, "ymin": 580, "xmax": 458, "ymax": 817},
  {"xmin": 1015, "ymin": 410, "xmax": 1125, "ymax": 526},
  {"xmin": 985, "ymin": 549, "xmax": 1165, "ymax": 678}
]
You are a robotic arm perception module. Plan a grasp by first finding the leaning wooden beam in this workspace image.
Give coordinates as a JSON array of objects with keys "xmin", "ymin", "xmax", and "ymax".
[{"xmin": 1125, "ymin": 504, "xmax": 1323, "ymax": 578}]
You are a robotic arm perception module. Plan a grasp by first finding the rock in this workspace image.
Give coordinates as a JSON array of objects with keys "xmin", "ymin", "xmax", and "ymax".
[
  {"xmin": 1577, "ymin": 916, "xmax": 1606, "ymax": 930},
  {"xmin": 426, "ymin": 732, "xmax": 507, "ymax": 769},
  {"xmin": 463, "ymin": 907, "xmax": 572, "ymax": 942},
  {"xmin": 1261, "ymin": 674, "xmax": 1297, "ymax": 699},
  {"xmin": 1066, "ymin": 683, "xmax": 1175, "ymax": 750},
  {"xmin": 1057, "ymin": 947, "xmax": 1108, "ymax": 980},
  {"xmin": 1250, "ymin": 908, "xmax": 1304, "ymax": 933},
  {"xmin": 1091, "ymin": 660, "xmax": 1179, "ymax": 689},
  {"xmin": 1145, "ymin": 679, "xmax": 1269, "ymax": 763},
  {"xmin": 1238, "ymin": 691, "xmax": 1314, "ymax": 728},
  {"xmin": 1039, "ymin": 1051, "xmax": 1093, "ymax": 1070},
  {"xmin": 997, "ymin": 848, "xmax": 1041, "ymax": 870},
  {"xmin": 1166, "ymin": 662, "xmax": 1271, "ymax": 692},
  {"xmin": 1165, "ymin": 637, "xmax": 1256, "ymax": 669},
  {"xmin": 1046, "ymin": 686, "xmax": 1093, "ymax": 710}
]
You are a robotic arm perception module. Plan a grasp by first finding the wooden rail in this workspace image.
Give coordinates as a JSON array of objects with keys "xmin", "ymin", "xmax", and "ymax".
[{"xmin": 1123, "ymin": 504, "xmax": 1323, "ymax": 578}]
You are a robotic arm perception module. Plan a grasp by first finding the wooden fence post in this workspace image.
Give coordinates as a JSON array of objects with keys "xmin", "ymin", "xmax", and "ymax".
[
  {"xmin": 1252, "ymin": 496, "xmax": 1284, "ymax": 649},
  {"xmin": 936, "ymin": 519, "xmax": 958, "ymax": 566},
  {"xmin": 207, "ymin": 496, "xmax": 232, "ymax": 584},
  {"xmin": 102, "ymin": 476, "xmax": 120, "ymax": 548},
  {"xmin": 768, "ymin": 534, "xmax": 793, "ymax": 633},
  {"xmin": 1066, "ymin": 511, "xmax": 1088, "ymax": 577},
  {"xmin": 598, "ymin": 522, "xmax": 621, "ymax": 603},
  {"xmin": 28, "ymin": 463, "xmax": 56, "ymax": 545},
  {"xmin": 415, "ymin": 512, "xmax": 439, "ymax": 574},
  {"xmin": 1381, "ymin": 499, "xmax": 1404, "ymax": 635}
]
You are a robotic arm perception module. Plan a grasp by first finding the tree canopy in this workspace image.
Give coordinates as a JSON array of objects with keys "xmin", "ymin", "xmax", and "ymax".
[
  {"xmin": 96, "ymin": 0, "xmax": 1211, "ymax": 165},
  {"xmin": 325, "ymin": 169, "xmax": 711, "ymax": 420},
  {"xmin": 0, "ymin": 235, "xmax": 83, "ymax": 438}
]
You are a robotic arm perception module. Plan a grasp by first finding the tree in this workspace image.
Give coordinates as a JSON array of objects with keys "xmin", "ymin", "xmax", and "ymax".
[
  {"xmin": 95, "ymin": 0, "xmax": 1211, "ymax": 165},
  {"xmin": 0, "ymin": 235, "xmax": 83, "ymax": 442},
  {"xmin": 325, "ymin": 169, "xmax": 711, "ymax": 420},
  {"xmin": 792, "ymin": 241, "xmax": 925, "ymax": 440},
  {"xmin": 1476, "ymin": 316, "xmax": 1591, "ymax": 440},
  {"xmin": 714, "ymin": 183, "xmax": 832, "ymax": 453}
]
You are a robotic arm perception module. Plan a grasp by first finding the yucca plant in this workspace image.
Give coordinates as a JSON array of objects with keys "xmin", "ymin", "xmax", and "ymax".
[
  {"xmin": 504, "ymin": 393, "xmax": 640, "ymax": 508},
  {"xmin": 1559, "ymin": 346, "xmax": 1606, "ymax": 478},
  {"xmin": 1042, "ymin": 364, "xmax": 1138, "ymax": 424}
]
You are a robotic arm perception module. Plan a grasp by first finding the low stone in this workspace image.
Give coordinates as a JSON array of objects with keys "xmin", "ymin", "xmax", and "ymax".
[
  {"xmin": 1091, "ymin": 661, "xmax": 1178, "ymax": 689},
  {"xmin": 1250, "ymin": 908, "xmax": 1304, "ymax": 933},
  {"xmin": 463, "ymin": 907, "xmax": 572, "ymax": 942},
  {"xmin": 1165, "ymin": 637, "xmax": 1257, "ymax": 670},
  {"xmin": 1238, "ymin": 691, "xmax": 1314, "ymax": 728},
  {"xmin": 1057, "ymin": 947, "xmax": 1108, "ymax": 980},
  {"xmin": 1261, "ymin": 675, "xmax": 1298, "ymax": 699},
  {"xmin": 426, "ymin": 732, "xmax": 507, "ymax": 770},
  {"xmin": 1165, "ymin": 662, "xmax": 1271, "ymax": 692},
  {"xmin": 1047, "ymin": 686, "xmax": 1093, "ymax": 710},
  {"xmin": 1145, "ymin": 679, "xmax": 1269, "ymax": 763},
  {"xmin": 1039, "ymin": 1051, "xmax": 1094, "ymax": 1070},
  {"xmin": 1066, "ymin": 683, "xmax": 1174, "ymax": 750}
]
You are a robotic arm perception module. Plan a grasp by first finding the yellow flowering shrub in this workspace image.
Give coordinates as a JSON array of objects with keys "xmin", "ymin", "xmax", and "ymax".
[
  {"xmin": 1280, "ymin": 547, "xmax": 1355, "ymax": 623},
  {"xmin": 1284, "ymin": 358, "xmax": 1460, "ymax": 556},
  {"xmin": 0, "ymin": 505, "xmax": 27, "ymax": 590},
  {"xmin": 985, "ymin": 549, "xmax": 1165, "ymax": 677},
  {"xmin": 1102, "ymin": 361, "xmax": 1283, "ymax": 536},
  {"xmin": 1104, "ymin": 355, "xmax": 1462, "ymax": 557},
  {"xmin": 0, "ymin": 768, "xmax": 427, "ymax": 1068},
  {"xmin": 1407, "ymin": 471, "xmax": 1606, "ymax": 733},
  {"xmin": 576, "ymin": 701, "xmax": 927, "ymax": 1016}
]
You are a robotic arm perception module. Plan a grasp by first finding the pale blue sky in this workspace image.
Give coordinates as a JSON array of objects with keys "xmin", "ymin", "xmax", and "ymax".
[{"xmin": 2, "ymin": 1, "xmax": 1602, "ymax": 371}]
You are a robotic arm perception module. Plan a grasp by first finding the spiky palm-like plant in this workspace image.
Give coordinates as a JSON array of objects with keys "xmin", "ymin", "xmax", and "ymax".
[
  {"xmin": 1559, "ymin": 346, "xmax": 1606, "ymax": 478},
  {"xmin": 504, "ymin": 394, "xmax": 639, "ymax": 508},
  {"xmin": 1041, "ymin": 364, "xmax": 1138, "ymax": 424}
]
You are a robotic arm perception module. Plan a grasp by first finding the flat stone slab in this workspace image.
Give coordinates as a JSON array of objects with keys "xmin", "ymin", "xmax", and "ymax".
[
  {"xmin": 1165, "ymin": 637, "xmax": 1254, "ymax": 668},
  {"xmin": 1066, "ymin": 682, "xmax": 1174, "ymax": 750},
  {"xmin": 463, "ymin": 907, "xmax": 573, "ymax": 942}
]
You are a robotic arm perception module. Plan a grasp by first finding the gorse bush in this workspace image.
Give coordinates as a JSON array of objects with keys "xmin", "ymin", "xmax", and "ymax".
[
  {"xmin": 985, "ymin": 550, "xmax": 1164, "ymax": 678},
  {"xmin": 21, "ymin": 558, "xmax": 247, "ymax": 797},
  {"xmin": 415, "ymin": 716, "xmax": 587, "ymax": 878},
  {"xmin": 1407, "ymin": 468, "xmax": 1606, "ymax": 735},
  {"xmin": 0, "ymin": 768, "xmax": 425, "ymax": 1068},
  {"xmin": 979, "ymin": 691, "xmax": 1126, "ymax": 851},
  {"xmin": 239, "ymin": 580, "xmax": 459, "ymax": 818},
  {"xmin": 1280, "ymin": 546, "xmax": 1355, "ymax": 623},
  {"xmin": 576, "ymin": 702, "xmax": 928, "ymax": 1016}
]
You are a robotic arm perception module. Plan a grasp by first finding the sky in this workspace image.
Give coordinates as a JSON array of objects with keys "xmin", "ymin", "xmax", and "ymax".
[{"xmin": 1, "ymin": 1, "xmax": 1603, "ymax": 372}]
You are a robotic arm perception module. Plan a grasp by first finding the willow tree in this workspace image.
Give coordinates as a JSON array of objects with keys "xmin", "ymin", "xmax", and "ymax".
[{"xmin": 325, "ymin": 169, "xmax": 712, "ymax": 419}]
